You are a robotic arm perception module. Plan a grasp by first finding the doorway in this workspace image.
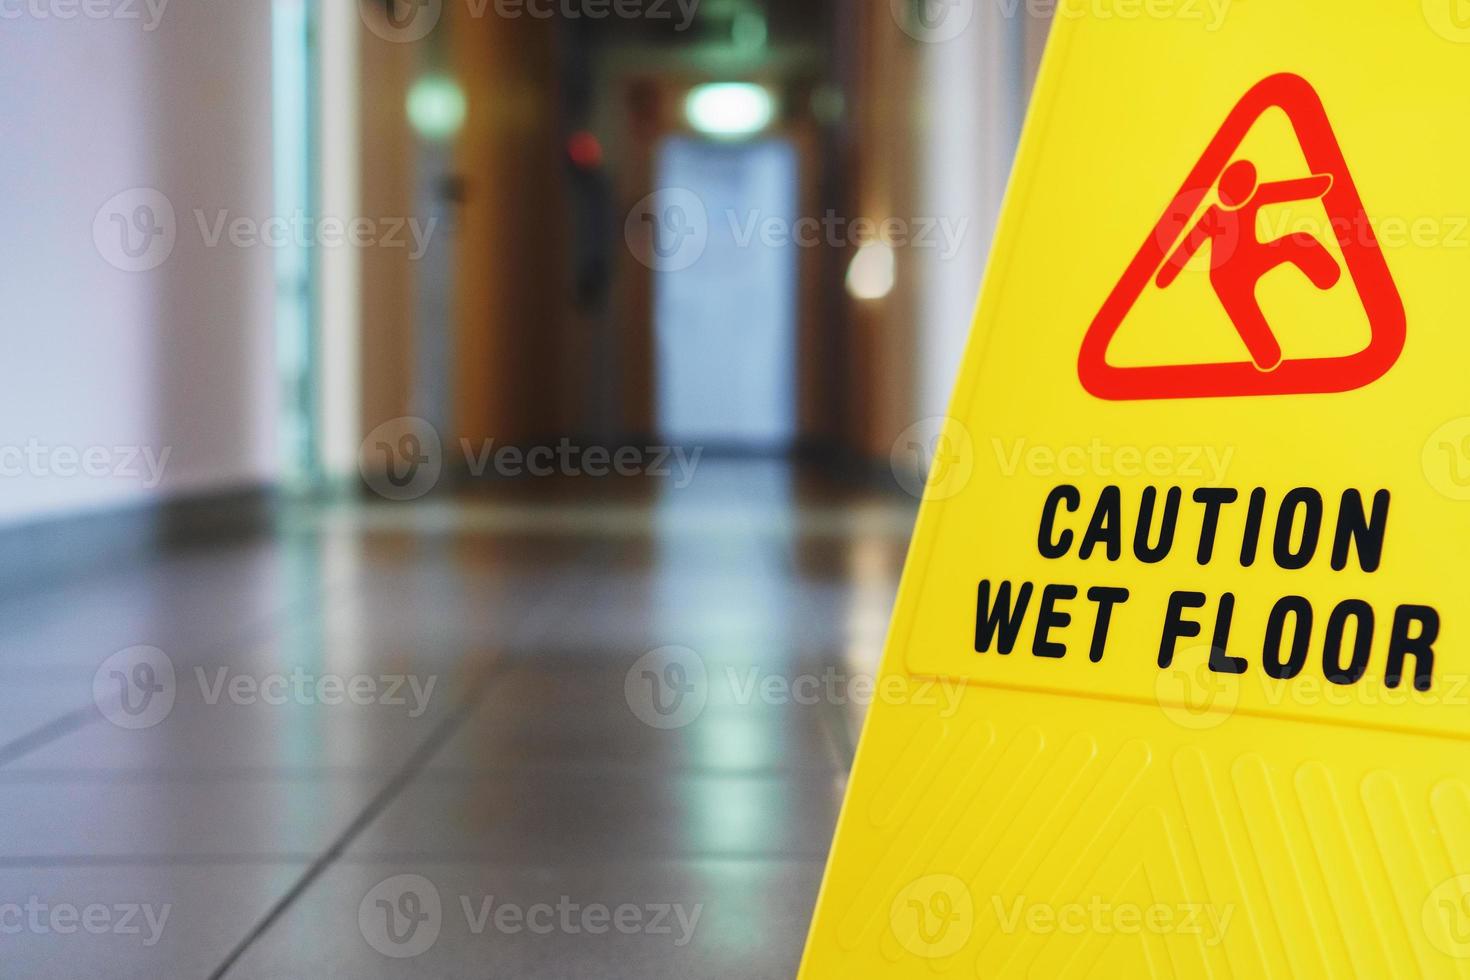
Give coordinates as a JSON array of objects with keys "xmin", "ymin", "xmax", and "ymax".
[{"xmin": 653, "ymin": 137, "xmax": 799, "ymax": 453}]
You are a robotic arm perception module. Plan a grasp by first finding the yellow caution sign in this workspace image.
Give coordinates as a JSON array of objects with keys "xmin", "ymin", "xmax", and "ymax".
[{"xmin": 802, "ymin": 5, "xmax": 1470, "ymax": 977}]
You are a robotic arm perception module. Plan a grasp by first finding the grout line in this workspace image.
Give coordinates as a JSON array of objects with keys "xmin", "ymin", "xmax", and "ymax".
[
  {"xmin": 0, "ymin": 708, "xmax": 96, "ymax": 769},
  {"xmin": 0, "ymin": 849, "xmax": 838, "ymax": 871},
  {"xmin": 0, "ymin": 854, "xmax": 326, "ymax": 870},
  {"xmin": 338, "ymin": 849, "xmax": 837, "ymax": 865},
  {"xmin": 208, "ymin": 540, "xmax": 611, "ymax": 979},
  {"xmin": 0, "ymin": 762, "xmax": 848, "ymax": 784},
  {"xmin": 206, "ymin": 660, "xmax": 504, "ymax": 980},
  {"xmin": 0, "ymin": 559, "xmax": 369, "ymax": 774}
]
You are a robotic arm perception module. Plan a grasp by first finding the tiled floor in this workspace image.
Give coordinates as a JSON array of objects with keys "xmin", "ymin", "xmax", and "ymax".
[{"xmin": 0, "ymin": 460, "xmax": 915, "ymax": 978}]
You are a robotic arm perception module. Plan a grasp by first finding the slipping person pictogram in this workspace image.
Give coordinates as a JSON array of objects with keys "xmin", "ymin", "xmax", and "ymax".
[
  {"xmin": 1155, "ymin": 160, "xmax": 1341, "ymax": 372},
  {"xmin": 1078, "ymin": 74, "xmax": 1404, "ymax": 400}
]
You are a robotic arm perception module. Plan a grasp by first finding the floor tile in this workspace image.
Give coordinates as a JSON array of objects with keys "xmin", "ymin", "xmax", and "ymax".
[
  {"xmin": 222, "ymin": 858, "xmax": 824, "ymax": 979},
  {"xmin": 0, "ymin": 774, "xmax": 384, "ymax": 862},
  {"xmin": 0, "ymin": 862, "xmax": 310, "ymax": 980},
  {"xmin": 424, "ymin": 661, "xmax": 847, "ymax": 776},
  {"xmin": 0, "ymin": 461, "xmax": 915, "ymax": 977},
  {"xmin": 347, "ymin": 770, "xmax": 845, "ymax": 862}
]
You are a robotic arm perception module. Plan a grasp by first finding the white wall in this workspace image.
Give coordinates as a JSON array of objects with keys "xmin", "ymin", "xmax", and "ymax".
[
  {"xmin": 0, "ymin": 1, "xmax": 278, "ymax": 526},
  {"xmin": 913, "ymin": 8, "xmax": 1050, "ymax": 422}
]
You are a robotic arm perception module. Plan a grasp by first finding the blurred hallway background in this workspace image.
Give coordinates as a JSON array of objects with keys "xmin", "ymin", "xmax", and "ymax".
[{"xmin": 0, "ymin": 0, "xmax": 1051, "ymax": 975}]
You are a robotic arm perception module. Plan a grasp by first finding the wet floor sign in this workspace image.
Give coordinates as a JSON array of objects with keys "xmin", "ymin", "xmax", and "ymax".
[{"xmin": 801, "ymin": 4, "xmax": 1470, "ymax": 978}]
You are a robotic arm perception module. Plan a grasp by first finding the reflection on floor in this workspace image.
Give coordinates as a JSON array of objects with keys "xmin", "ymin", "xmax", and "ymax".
[{"xmin": 0, "ymin": 460, "xmax": 916, "ymax": 978}]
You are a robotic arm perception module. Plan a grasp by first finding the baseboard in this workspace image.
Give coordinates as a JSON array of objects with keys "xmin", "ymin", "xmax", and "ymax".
[{"xmin": 0, "ymin": 485, "xmax": 279, "ymax": 597}]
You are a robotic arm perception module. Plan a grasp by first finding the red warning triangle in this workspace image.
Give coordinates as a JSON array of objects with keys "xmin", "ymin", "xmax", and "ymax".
[{"xmin": 1078, "ymin": 73, "xmax": 1405, "ymax": 401}]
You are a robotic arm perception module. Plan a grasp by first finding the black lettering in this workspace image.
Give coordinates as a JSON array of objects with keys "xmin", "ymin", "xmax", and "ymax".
[
  {"xmin": 1085, "ymin": 586, "xmax": 1130, "ymax": 664},
  {"xmin": 1038, "ymin": 485, "xmax": 1080, "ymax": 559},
  {"xmin": 1273, "ymin": 488, "xmax": 1324, "ymax": 570},
  {"xmin": 1323, "ymin": 599, "xmax": 1374, "ymax": 686},
  {"xmin": 976, "ymin": 580, "xmax": 1033, "ymax": 655},
  {"xmin": 1332, "ymin": 489, "xmax": 1389, "ymax": 573},
  {"xmin": 1158, "ymin": 591, "xmax": 1206, "ymax": 668},
  {"xmin": 1192, "ymin": 487, "xmax": 1239, "ymax": 565},
  {"xmin": 1033, "ymin": 584, "xmax": 1077, "ymax": 659},
  {"xmin": 1079, "ymin": 486, "xmax": 1122, "ymax": 561},
  {"xmin": 1134, "ymin": 486, "xmax": 1182, "ymax": 563},
  {"xmin": 1240, "ymin": 487, "xmax": 1267, "ymax": 567},
  {"xmin": 1386, "ymin": 604, "xmax": 1438, "ymax": 691},
  {"xmin": 1262, "ymin": 595, "xmax": 1313, "ymax": 680},
  {"xmin": 1208, "ymin": 593, "xmax": 1246, "ymax": 674}
]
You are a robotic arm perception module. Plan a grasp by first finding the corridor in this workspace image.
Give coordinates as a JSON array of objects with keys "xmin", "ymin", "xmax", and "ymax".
[
  {"xmin": 1, "ymin": 0, "xmax": 1042, "ymax": 973},
  {"xmin": 0, "ymin": 461, "xmax": 915, "ymax": 977}
]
